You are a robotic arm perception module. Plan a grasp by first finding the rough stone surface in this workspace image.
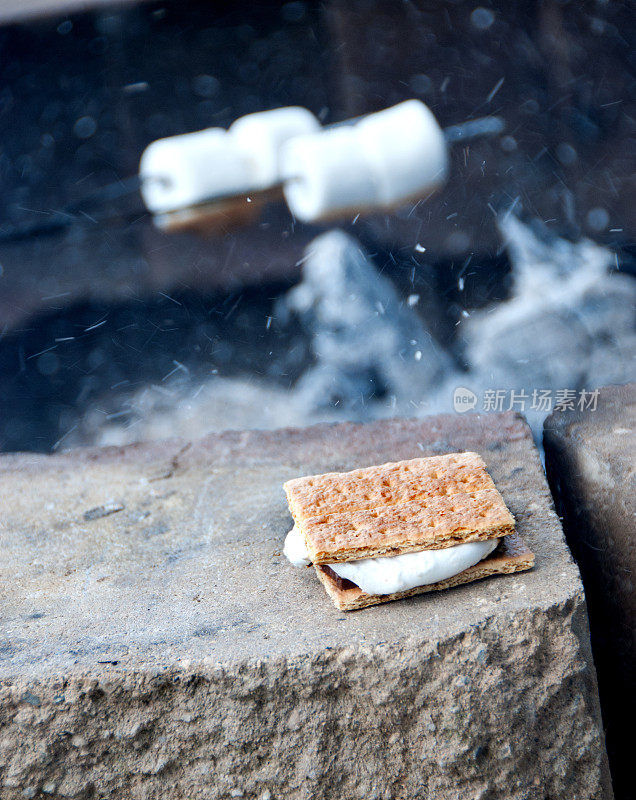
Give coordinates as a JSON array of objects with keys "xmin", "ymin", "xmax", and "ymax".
[
  {"xmin": 0, "ymin": 412, "xmax": 612, "ymax": 799},
  {"xmin": 544, "ymin": 383, "xmax": 635, "ymax": 800}
]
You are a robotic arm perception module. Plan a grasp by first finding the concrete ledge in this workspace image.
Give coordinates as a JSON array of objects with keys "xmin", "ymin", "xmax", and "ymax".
[
  {"xmin": 0, "ymin": 412, "xmax": 612, "ymax": 798},
  {"xmin": 544, "ymin": 383, "xmax": 635, "ymax": 800}
]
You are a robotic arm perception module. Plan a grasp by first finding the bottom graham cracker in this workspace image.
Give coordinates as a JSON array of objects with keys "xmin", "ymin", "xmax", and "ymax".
[{"xmin": 314, "ymin": 533, "xmax": 535, "ymax": 611}]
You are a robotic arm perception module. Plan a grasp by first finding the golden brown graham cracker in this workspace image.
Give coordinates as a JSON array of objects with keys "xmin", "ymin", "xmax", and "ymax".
[
  {"xmin": 284, "ymin": 452, "xmax": 515, "ymax": 564},
  {"xmin": 284, "ymin": 452, "xmax": 494, "ymax": 521},
  {"xmin": 315, "ymin": 533, "xmax": 535, "ymax": 611}
]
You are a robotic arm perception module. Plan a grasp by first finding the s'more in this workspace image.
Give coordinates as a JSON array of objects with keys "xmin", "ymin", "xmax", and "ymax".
[{"xmin": 283, "ymin": 451, "xmax": 534, "ymax": 611}]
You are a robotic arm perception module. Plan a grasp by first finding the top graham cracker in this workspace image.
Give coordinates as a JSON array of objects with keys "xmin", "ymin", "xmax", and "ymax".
[{"xmin": 283, "ymin": 452, "xmax": 515, "ymax": 564}]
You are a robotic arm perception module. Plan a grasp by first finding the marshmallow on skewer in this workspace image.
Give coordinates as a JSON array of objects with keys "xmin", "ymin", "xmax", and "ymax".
[
  {"xmin": 281, "ymin": 100, "xmax": 449, "ymax": 223},
  {"xmin": 139, "ymin": 107, "xmax": 320, "ymax": 217},
  {"xmin": 280, "ymin": 126, "xmax": 379, "ymax": 224},
  {"xmin": 139, "ymin": 129, "xmax": 252, "ymax": 215},
  {"xmin": 356, "ymin": 100, "xmax": 448, "ymax": 207},
  {"xmin": 140, "ymin": 101, "xmax": 450, "ymax": 230},
  {"xmin": 229, "ymin": 106, "xmax": 320, "ymax": 189}
]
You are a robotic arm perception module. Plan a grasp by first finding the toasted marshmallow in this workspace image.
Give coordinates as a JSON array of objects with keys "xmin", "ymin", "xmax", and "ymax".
[
  {"xmin": 283, "ymin": 525, "xmax": 312, "ymax": 567},
  {"xmin": 140, "ymin": 106, "xmax": 320, "ymax": 214},
  {"xmin": 281, "ymin": 99, "xmax": 448, "ymax": 222},
  {"xmin": 284, "ymin": 525, "xmax": 498, "ymax": 595}
]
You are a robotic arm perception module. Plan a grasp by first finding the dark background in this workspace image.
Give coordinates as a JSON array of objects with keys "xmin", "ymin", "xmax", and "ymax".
[{"xmin": 0, "ymin": 0, "xmax": 634, "ymax": 451}]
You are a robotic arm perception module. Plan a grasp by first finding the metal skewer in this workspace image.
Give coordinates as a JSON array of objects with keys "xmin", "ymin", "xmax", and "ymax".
[{"xmin": 0, "ymin": 114, "xmax": 505, "ymax": 243}]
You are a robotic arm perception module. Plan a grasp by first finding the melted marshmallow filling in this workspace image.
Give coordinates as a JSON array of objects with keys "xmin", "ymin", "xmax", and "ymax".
[{"xmin": 283, "ymin": 525, "xmax": 499, "ymax": 596}]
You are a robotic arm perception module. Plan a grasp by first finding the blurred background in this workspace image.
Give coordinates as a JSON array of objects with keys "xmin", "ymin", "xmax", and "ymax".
[{"xmin": 0, "ymin": 0, "xmax": 633, "ymax": 453}]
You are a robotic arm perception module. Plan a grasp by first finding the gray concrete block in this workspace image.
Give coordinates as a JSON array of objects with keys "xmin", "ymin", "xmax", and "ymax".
[
  {"xmin": 0, "ymin": 412, "xmax": 612, "ymax": 799},
  {"xmin": 544, "ymin": 383, "xmax": 635, "ymax": 800}
]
